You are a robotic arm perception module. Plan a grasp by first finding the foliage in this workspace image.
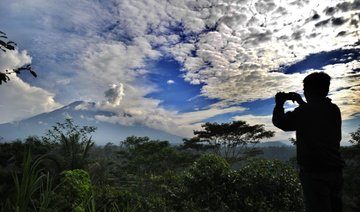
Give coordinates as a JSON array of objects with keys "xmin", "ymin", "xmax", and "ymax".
[
  {"xmin": 108, "ymin": 136, "xmax": 196, "ymax": 211},
  {"xmin": 235, "ymin": 159, "xmax": 303, "ymax": 211},
  {"xmin": 43, "ymin": 119, "xmax": 96, "ymax": 170},
  {"xmin": 349, "ymin": 126, "xmax": 360, "ymax": 146},
  {"xmin": 13, "ymin": 148, "xmax": 43, "ymax": 212},
  {"xmin": 43, "ymin": 118, "xmax": 96, "ymax": 145},
  {"xmin": 118, "ymin": 136, "xmax": 194, "ymax": 176},
  {"xmin": 0, "ymin": 141, "xmax": 46, "ymax": 209},
  {"xmin": 94, "ymin": 184, "xmax": 168, "ymax": 212},
  {"xmin": 183, "ymin": 121, "xmax": 274, "ymax": 162},
  {"xmin": 180, "ymin": 154, "xmax": 231, "ymax": 211},
  {"xmin": 4, "ymin": 124, "xmax": 360, "ymax": 211},
  {"xmin": 342, "ymin": 126, "xmax": 360, "ymax": 210},
  {"xmin": 342, "ymin": 149, "xmax": 360, "ymax": 211},
  {"xmin": 167, "ymin": 154, "xmax": 303, "ymax": 212},
  {"xmin": 11, "ymin": 148, "xmax": 54, "ymax": 212},
  {"xmin": 38, "ymin": 172, "xmax": 54, "ymax": 212},
  {"xmin": 289, "ymin": 137, "xmax": 297, "ymax": 146},
  {"xmin": 0, "ymin": 31, "xmax": 36, "ymax": 85},
  {"xmin": 53, "ymin": 169, "xmax": 93, "ymax": 212}
]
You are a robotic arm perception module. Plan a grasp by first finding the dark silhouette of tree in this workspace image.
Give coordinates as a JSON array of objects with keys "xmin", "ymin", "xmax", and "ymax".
[
  {"xmin": 0, "ymin": 31, "xmax": 37, "ymax": 85},
  {"xmin": 183, "ymin": 120, "xmax": 274, "ymax": 162},
  {"xmin": 350, "ymin": 126, "xmax": 360, "ymax": 146},
  {"xmin": 289, "ymin": 137, "xmax": 297, "ymax": 145},
  {"xmin": 342, "ymin": 126, "xmax": 360, "ymax": 210}
]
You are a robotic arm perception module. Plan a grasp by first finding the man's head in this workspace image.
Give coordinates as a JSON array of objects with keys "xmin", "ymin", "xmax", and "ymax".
[{"xmin": 303, "ymin": 72, "xmax": 331, "ymax": 101}]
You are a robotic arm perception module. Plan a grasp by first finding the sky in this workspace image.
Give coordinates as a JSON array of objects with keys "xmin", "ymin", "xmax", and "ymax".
[{"xmin": 0, "ymin": 0, "xmax": 359, "ymax": 144}]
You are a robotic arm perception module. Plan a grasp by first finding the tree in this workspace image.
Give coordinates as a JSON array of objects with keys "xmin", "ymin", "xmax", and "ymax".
[
  {"xmin": 0, "ymin": 31, "xmax": 37, "ymax": 85},
  {"xmin": 42, "ymin": 119, "xmax": 97, "ymax": 170},
  {"xmin": 183, "ymin": 120, "xmax": 274, "ymax": 162},
  {"xmin": 53, "ymin": 169, "xmax": 94, "ymax": 212},
  {"xmin": 118, "ymin": 136, "xmax": 194, "ymax": 176},
  {"xmin": 350, "ymin": 126, "xmax": 360, "ymax": 146},
  {"xmin": 342, "ymin": 126, "xmax": 360, "ymax": 210},
  {"xmin": 179, "ymin": 154, "xmax": 231, "ymax": 211}
]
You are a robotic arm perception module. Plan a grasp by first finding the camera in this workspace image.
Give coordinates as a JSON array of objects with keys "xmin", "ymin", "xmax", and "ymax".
[{"xmin": 276, "ymin": 92, "xmax": 297, "ymax": 102}]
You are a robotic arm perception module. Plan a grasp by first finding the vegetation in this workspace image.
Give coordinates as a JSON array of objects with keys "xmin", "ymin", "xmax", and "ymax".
[
  {"xmin": 183, "ymin": 121, "xmax": 274, "ymax": 162},
  {"xmin": 0, "ymin": 120, "xmax": 359, "ymax": 211},
  {"xmin": 342, "ymin": 126, "xmax": 360, "ymax": 211}
]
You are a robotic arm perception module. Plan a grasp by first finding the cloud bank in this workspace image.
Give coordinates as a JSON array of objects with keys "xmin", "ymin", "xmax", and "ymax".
[{"xmin": 0, "ymin": 0, "xmax": 358, "ymax": 139}]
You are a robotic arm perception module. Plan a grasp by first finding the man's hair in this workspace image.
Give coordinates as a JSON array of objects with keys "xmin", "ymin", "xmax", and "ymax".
[{"xmin": 303, "ymin": 72, "xmax": 331, "ymax": 97}]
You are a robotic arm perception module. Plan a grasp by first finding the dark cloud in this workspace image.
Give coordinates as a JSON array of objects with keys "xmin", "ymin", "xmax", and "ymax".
[
  {"xmin": 315, "ymin": 19, "xmax": 330, "ymax": 27},
  {"xmin": 324, "ymin": 7, "xmax": 336, "ymax": 16},
  {"xmin": 336, "ymin": 31, "xmax": 347, "ymax": 37},
  {"xmin": 351, "ymin": 68, "xmax": 360, "ymax": 74},
  {"xmin": 273, "ymin": 46, "xmax": 360, "ymax": 74},
  {"xmin": 292, "ymin": 30, "xmax": 304, "ymax": 40},
  {"xmin": 312, "ymin": 13, "xmax": 320, "ymax": 20},
  {"xmin": 273, "ymin": 6, "xmax": 288, "ymax": 16},
  {"xmin": 336, "ymin": 2, "xmax": 353, "ymax": 12},
  {"xmin": 324, "ymin": 1, "xmax": 360, "ymax": 15},
  {"xmin": 221, "ymin": 14, "xmax": 248, "ymax": 28},
  {"xmin": 255, "ymin": 0, "xmax": 277, "ymax": 14},
  {"xmin": 350, "ymin": 19, "xmax": 359, "ymax": 27},
  {"xmin": 332, "ymin": 17, "xmax": 348, "ymax": 26},
  {"xmin": 244, "ymin": 31, "xmax": 272, "ymax": 46},
  {"xmin": 289, "ymin": 0, "xmax": 310, "ymax": 7},
  {"xmin": 336, "ymin": 1, "xmax": 360, "ymax": 12},
  {"xmin": 308, "ymin": 32, "xmax": 319, "ymax": 38}
]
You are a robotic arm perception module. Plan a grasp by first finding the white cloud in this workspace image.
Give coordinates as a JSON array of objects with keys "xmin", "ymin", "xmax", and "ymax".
[
  {"xmin": 103, "ymin": 84, "xmax": 125, "ymax": 107},
  {"xmin": 232, "ymin": 114, "xmax": 295, "ymax": 142},
  {"xmin": 94, "ymin": 87, "xmax": 246, "ymax": 138},
  {"xmin": 0, "ymin": 49, "xmax": 31, "ymax": 72},
  {"xmin": 321, "ymin": 61, "xmax": 360, "ymax": 120},
  {"xmin": 167, "ymin": 80, "xmax": 175, "ymax": 85},
  {"xmin": 0, "ymin": 75, "xmax": 61, "ymax": 123},
  {"xmin": 0, "ymin": 47, "xmax": 61, "ymax": 123},
  {"xmin": 0, "ymin": 0, "xmax": 358, "ymax": 139}
]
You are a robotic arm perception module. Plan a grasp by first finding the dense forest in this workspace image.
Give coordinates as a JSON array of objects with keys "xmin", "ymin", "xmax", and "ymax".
[{"xmin": 0, "ymin": 119, "xmax": 359, "ymax": 212}]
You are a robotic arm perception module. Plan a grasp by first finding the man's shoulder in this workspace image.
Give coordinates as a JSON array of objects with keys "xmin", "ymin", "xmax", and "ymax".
[{"xmin": 327, "ymin": 99, "xmax": 341, "ymax": 112}]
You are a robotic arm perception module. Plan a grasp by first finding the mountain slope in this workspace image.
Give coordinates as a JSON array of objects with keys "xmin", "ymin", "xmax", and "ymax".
[{"xmin": 0, "ymin": 101, "xmax": 184, "ymax": 145}]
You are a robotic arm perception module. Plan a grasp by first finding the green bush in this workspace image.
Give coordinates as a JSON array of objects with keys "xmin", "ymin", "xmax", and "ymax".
[
  {"xmin": 235, "ymin": 159, "xmax": 303, "ymax": 212},
  {"xmin": 53, "ymin": 169, "xmax": 93, "ymax": 212},
  {"xmin": 168, "ymin": 155, "xmax": 303, "ymax": 212}
]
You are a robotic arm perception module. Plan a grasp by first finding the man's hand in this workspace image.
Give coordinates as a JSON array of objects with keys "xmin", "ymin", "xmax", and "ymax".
[
  {"xmin": 275, "ymin": 92, "xmax": 286, "ymax": 106},
  {"xmin": 288, "ymin": 92, "xmax": 306, "ymax": 105},
  {"xmin": 275, "ymin": 92, "xmax": 306, "ymax": 106}
]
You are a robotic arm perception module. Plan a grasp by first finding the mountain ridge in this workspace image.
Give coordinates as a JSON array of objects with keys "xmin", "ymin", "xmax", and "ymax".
[{"xmin": 0, "ymin": 101, "xmax": 184, "ymax": 145}]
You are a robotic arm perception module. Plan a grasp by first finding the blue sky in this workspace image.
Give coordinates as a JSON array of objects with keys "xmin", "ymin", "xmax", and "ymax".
[
  {"xmin": 145, "ymin": 58, "xmax": 220, "ymax": 113},
  {"xmin": 0, "ymin": 0, "xmax": 359, "ymax": 144}
]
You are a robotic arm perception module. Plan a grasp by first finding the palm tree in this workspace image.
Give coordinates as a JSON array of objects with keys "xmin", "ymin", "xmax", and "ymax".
[{"xmin": 59, "ymin": 133, "xmax": 94, "ymax": 170}]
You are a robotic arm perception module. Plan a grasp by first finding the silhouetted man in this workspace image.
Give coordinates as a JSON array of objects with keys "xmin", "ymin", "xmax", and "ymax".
[{"xmin": 272, "ymin": 72, "xmax": 344, "ymax": 212}]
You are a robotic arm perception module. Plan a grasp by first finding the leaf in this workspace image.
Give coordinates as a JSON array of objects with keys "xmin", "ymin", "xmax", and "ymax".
[
  {"xmin": 0, "ymin": 73, "xmax": 10, "ymax": 85},
  {"xmin": 7, "ymin": 41, "xmax": 17, "ymax": 46},
  {"xmin": 30, "ymin": 70, "xmax": 37, "ymax": 78},
  {"xmin": 6, "ymin": 44, "xmax": 15, "ymax": 50},
  {"xmin": 0, "ymin": 40, "xmax": 6, "ymax": 47}
]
